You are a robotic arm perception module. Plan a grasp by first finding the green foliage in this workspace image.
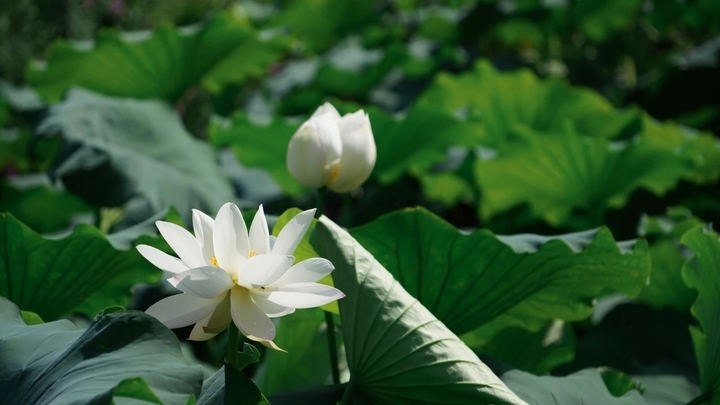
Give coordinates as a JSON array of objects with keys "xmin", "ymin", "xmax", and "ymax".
[
  {"xmin": 312, "ymin": 215, "xmax": 526, "ymax": 405},
  {"xmin": 0, "ymin": 212, "xmax": 161, "ymax": 320},
  {"xmin": 0, "ymin": 181, "xmax": 92, "ymax": 233},
  {"xmin": 0, "ymin": 297, "xmax": 203, "ymax": 404},
  {"xmin": 502, "ymin": 368, "xmax": 645, "ymax": 404},
  {"xmin": 636, "ymin": 207, "xmax": 703, "ymax": 311},
  {"xmin": 28, "ymin": 12, "xmax": 284, "ymax": 102},
  {"xmin": 572, "ymin": 0, "xmax": 643, "ymax": 42},
  {"xmin": 481, "ymin": 321, "xmax": 576, "ymax": 375},
  {"xmin": 350, "ymin": 207, "xmax": 650, "ymax": 346},
  {"xmin": 475, "ymin": 125, "xmax": 692, "ymax": 226},
  {"xmin": 39, "ymin": 89, "xmax": 234, "ymax": 222},
  {"xmin": 681, "ymin": 226, "xmax": 720, "ymax": 404}
]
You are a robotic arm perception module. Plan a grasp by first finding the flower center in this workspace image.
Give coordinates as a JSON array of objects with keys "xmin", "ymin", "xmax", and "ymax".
[
  {"xmin": 249, "ymin": 250, "xmax": 258, "ymax": 258},
  {"xmin": 210, "ymin": 256, "xmax": 219, "ymax": 266}
]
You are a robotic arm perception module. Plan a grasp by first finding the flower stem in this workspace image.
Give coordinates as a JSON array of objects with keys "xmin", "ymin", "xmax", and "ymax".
[
  {"xmin": 325, "ymin": 310, "xmax": 340, "ymax": 385},
  {"xmin": 226, "ymin": 322, "xmax": 239, "ymax": 369},
  {"xmin": 315, "ymin": 187, "xmax": 326, "ymax": 219},
  {"xmin": 340, "ymin": 380, "xmax": 354, "ymax": 405}
]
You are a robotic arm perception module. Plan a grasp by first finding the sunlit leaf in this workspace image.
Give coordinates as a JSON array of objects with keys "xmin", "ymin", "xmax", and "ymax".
[
  {"xmin": 0, "ymin": 297, "xmax": 203, "ymax": 404},
  {"xmin": 475, "ymin": 126, "xmax": 692, "ymax": 226},
  {"xmin": 0, "ymin": 212, "xmax": 161, "ymax": 320},
  {"xmin": 39, "ymin": 89, "xmax": 234, "ymax": 223},
  {"xmin": 350, "ymin": 207, "xmax": 650, "ymax": 346},
  {"xmin": 29, "ymin": 12, "xmax": 284, "ymax": 102},
  {"xmin": 312, "ymin": 215, "xmax": 528, "ymax": 405}
]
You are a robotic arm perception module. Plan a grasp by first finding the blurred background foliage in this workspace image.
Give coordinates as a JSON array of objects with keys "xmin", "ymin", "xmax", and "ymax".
[{"xmin": 1, "ymin": 0, "xmax": 719, "ymax": 396}]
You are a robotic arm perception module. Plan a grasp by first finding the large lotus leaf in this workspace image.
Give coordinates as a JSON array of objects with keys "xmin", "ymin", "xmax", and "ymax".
[
  {"xmin": 635, "ymin": 207, "xmax": 702, "ymax": 311},
  {"xmin": 475, "ymin": 125, "xmax": 692, "ymax": 226},
  {"xmin": 0, "ymin": 297, "xmax": 203, "ymax": 404},
  {"xmin": 28, "ymin": 12, "xmax": 284, "ymax": 102},
  {"xmin": 38, "ymin": 89, "xmax": 234, "ymax": 223},
  {"xmin": 0, "ymin": 212, "xmax": 161, "ymax": 320},
  {"xmin": 681, "ymin": 226, "xmax": 720, "ymax": 404},
  {"xmin": 349, "ymin": 207, "xmax": 650, "ymax": 346},
  {"xmin": 502, "ymin": 369, "xmax": 645, "ymax": 404},
  {"xmin": 311, "ymin": 216, "xmax": 526, "ymax": 405},
  {"xmin": 417, "ymin": 59, "xmax": 640, "ymax": 148},
  {"xmin": 572, "ymin": 0, "xmax": 642, "ymax": 42},
  {"xmin": 481, "ymin": 321, "xmax": 576, "ymax": 375},
  {"xmin": 632, "ymin": 375, "xmax": 701, "ymax": 405}
]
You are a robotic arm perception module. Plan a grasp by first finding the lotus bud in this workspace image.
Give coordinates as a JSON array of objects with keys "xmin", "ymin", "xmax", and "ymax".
[{"xmin": 286, "ymin": 102, "xmax": 376, "ymax": 193}]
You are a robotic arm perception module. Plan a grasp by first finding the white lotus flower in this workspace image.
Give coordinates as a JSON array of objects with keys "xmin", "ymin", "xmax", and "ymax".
[
  {"xmin": 136, "ymin": 203, "xmax": 344, "ymax": 349},
  {"xmin": 286, "ymin": 102, "xmax": 376, "ymax": 193}
]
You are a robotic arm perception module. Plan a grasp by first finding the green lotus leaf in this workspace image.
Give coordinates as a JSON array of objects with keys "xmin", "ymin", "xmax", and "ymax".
[
  {"xmin": 29, "ymin": 12, "xmax": 284, "ymax": 102},
  {"xmin": 0, "ymin": 297, "xmax": 203, "ymax": 404},
  {"xmin": 0, "ymin": 212, "xmax": 161, "ymax": 320},
  {"xmin": 312, "ymin": 215, "xmax": 526, "ymax": 405},
  {"xmin": 349, "ymin": 207, "xmax": 650, "ymax": 346}
]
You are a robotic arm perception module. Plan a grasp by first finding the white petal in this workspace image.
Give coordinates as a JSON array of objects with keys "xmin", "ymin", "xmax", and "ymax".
[
  {"xmin": 311, "ymin": 102, "xmax": 341, "ymax": 122},
  {"xmin": 192, "ymin": 209, "xmax": 215, "ymax": 262},
  {"xmin": 188, "ymin": 313, "xmax": 218, "ymax": 341},
  {"xmin": 271, "ymin": 209, "xmax": 316, "ymax": 256},
  {"xmin": 155, "ymin": 221, "xmax": 206, "ymax": 268},
  {"xmin": 230, "ymin": 287, "xmax": 276, "ymax": 341},
  {"xmin": 269, "ymin": 235, "xmax": 277, "ymax": 251},
  {"xmin": 251, "ymin": 294, "xmax": 295, "ymax": 318},
  {"xmin": 146, "ymin": 293, "xmax": 223, "ymax": 329},
  {"xmin": 213, "ymin": 203, "xmax": 249, "ymax": 272},
  {"xmin": 262, "ymin": 282, "xmax": 345, "ymax": 309},
  {"xmin": 237, "ymin": 254, "xmax": 295, "ymax": 288},
  {"xmin": 329, "ymin": 110, "xmax": 376, "ymax": 193},
  {"xmin": 189, "ymin": 294, "xmax": 232, "ymax": 341},
  {"xmin": 286, "ymin": 113, "xmax": 343, "ymax": 188},
  {"xmin": 136, "ymin": 244, "xmax": 189, "ymax": 274},
  {"xmin": 172, "ymin": 266, "xmax": 234, "ymax": 299},
  {"xmin": 270, "ymin": 258, "xmax": 334, "ymax": 286},
  {"xmin": 248, "ymin": 205, "xmax": 270, "ymax": 255}
]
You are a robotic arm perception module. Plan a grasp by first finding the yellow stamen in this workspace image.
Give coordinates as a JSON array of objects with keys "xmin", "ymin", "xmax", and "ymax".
[
  {"xmin": 210, "ymin": 256, "xmax": 219, "ymax": 266},
  {"xmin": 249, "ymin": 250, "xmax": 258, "ymax": 258}
]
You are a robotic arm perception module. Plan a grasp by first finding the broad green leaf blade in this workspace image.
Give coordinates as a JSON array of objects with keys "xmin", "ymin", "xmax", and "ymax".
[
  {"xmin": 0, "ymin": 297, "xmax": 203, "ymax": 404},
  {"xmin": 481, "ymin": 321, "xmax": 576, "ymax": 375},
  {"xmin": 502, "ymin": 369, "xmax": 646, "ymax": 404},
  {"xmin": 349, "ymin": 207, "xmax": 650, "ymax": 345},
  {"xmin": 418, "ymin": 59, "xmax": 639, "ymax": 148},
  {"xmin": 681, "ymin": 226, "xmax": 720, "ymax": 403},
  {"xmin": 254, "ymin": 308, "xmax": 347, "ymax": 395},
  {"xmin": 633, "ymin": 375, "xmax": 701, "ymax": 405},
  {"xmin": 0, "ymin": 212, "xmax": 161, "ymax": 320},
  {"xmin": 635, "ymin": 207, "xmax": 702, "ymax": 311},
  {"xmin": 475, "ymin": 126, "xmax": 692, "ymax": 226},
  {"xmin": 312, "ymin": 216, "xmax": 526, "ymax": 405},
  {"xmin": 39, "ymin": 89, "xmax": 234, "ymax": 223},
  {"xmin": 28, "ymin": 12, "xmax": 284, "ymax": 102}
]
